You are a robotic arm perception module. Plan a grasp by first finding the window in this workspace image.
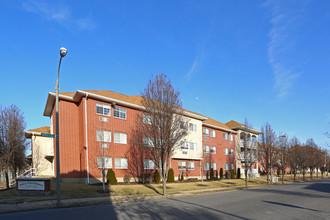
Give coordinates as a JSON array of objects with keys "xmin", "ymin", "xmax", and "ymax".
[
  {"xmin": 100, "ymin": 143, "xmax": 109, "ymax": 148},
  {"xmin": 114, "ymin": 132, "xmax": 127, "ymax": 144},
  {"xmin": 181, "ymin": 122, "xmax": 188, "ymax": 130},
  {"xmin": 203, "ymin": 128, "xmax": 209, "ymax": 135},
  {"xmin": 143, "ymin": 137, "xmax": 153, "ymax": 147},
  {"xmin": 210, "ymin": 130, "xmax": 216, "ymax": 137},
  {"xmin": 189, "ymin": 123, "xmax": 197, "ymax": 132},
  {"xmin": 113, "ymin": 107, "xmax": 126, "ymax": 119},
  {"xmin": 97, "ymin": 157, "xmax": 112, "ymax": 168},
  {"xmin": 224, "ymin": 148, "xmax": 228, "ymax": 155},
  {"xmin": 224, "ymin": 163, "xmax": 229, "ymax": 170},
  {"xmin": 181, "ymin": 141, "xmax": 188, "ymax": 150},
  {"xmin": 188, "ymin": 162, "xmax": 195, "ymax": 170},
  {"xmin": 204, "ymin": 163, "xmax": 210, "ymax": 170},
  {"xmin": 115, "ymin": 158, "xmax": 128, "ymax": 169},
  {"xmin": 178, "ymin": 161, "xmax": 186, "ymax": 170},
  {"xmin": 142, "ymin": 114, "xmax": 152, "ymax": 124},
  {"xmin": 223, "ymin": 133, "xmax": 228, "ymax": 140},
  {"xmin": 99, "ymin": 117, "xmax": 109, "ymax": 122},
  {"xmin": 229, "ymin": 149, "xmax": 234, "ymax": 155},
  {"xmin": 210, "ymin": 146, "xmax": 216, "ymax": 154},
  {"xmin": 211, "ymin": 163, "xmax": 217, "ymax": 170},
  {"xmin": 204, "ymin": 145, "xmax": 210, "ymax": 153},
  {"xmin": 229, "ymin": 134, "xmax": 233, "ymax": 141},
  {"xmin": 144, "ymin": 159, "xmax": 154, "ymax": 169},
  {"xmin": 96, "ymin": 103, "xmax": 110, "ymax": 116},
  {"xmin": 190, "ymin": 142, "xmax": 197, "ymax": 151},
  {"xmin": 230, "ymin": 164, "xmax": 234, "ymax": 170},
  {"xmin": 252, "ymin": 136, "xmax": 257, "ymax": 143},
  {"xmin": 97, "ymin": 130, "xmax": 111, "ymax": 142}
]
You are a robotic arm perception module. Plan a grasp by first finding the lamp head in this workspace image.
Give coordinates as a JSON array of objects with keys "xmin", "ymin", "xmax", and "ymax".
[{"xmin": 60, "ymin": 47, "xmax": 67, "ymax": 57}]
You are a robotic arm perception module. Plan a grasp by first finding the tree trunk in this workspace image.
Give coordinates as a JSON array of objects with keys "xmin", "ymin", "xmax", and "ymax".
[
  {"xmin": 102, "ymin": 170, "xmax": 106, "ymax": 192},
  {"xmin": 162, "ymin": 178, "xmax": 166, "ymax": 195},
  {"xmin": 245, "ymin": 168, "xmax": 248, "ymax": 189},
  {"xmin": 310, "ymin": 167, "xmax": 312, "ymax": 180},
  {"xmin": 267, "ymin": 169, "xmax": 269, "ymax": 185},
  {"xmin": 303, "ymin": 169, "xmax": 305, "ymax": 181},
  {"xmin": 282, "ymin": 168, "xmax": 284, "ymax": 184},
  {"xmin": 5, "ymin": 171, "xmax": 9, "ymax": 189},
  {"xmin": 293, "ymin": 169, "xmax": 296, "ymax": 182}
]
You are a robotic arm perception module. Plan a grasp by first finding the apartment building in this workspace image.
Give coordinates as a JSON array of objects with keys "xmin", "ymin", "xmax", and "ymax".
[{"xmin": 26, "ymin": 90, "xmax": 260, "ymax": 183}]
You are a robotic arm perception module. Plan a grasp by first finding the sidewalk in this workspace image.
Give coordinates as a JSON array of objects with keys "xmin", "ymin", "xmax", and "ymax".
[{"xmin": 0, "ymin": 185, "xmax": 256, "ymax": 214}]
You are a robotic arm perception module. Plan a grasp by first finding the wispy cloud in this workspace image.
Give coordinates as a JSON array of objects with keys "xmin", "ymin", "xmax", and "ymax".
[
  {"xmin": 265, "ymin": 0, "xmax": 306, "ymax": 98},
  {"xmin": 22, "ymin": 0, "xmax": 96, "ymax": 31}
]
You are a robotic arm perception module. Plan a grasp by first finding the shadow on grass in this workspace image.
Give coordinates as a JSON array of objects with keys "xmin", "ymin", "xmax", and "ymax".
[{"xmin": 143, "ymin": 183, "xmax": 161, "ymax": 194}]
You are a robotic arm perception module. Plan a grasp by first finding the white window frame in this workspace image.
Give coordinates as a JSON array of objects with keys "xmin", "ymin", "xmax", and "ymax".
[
  {"xmin": 178, "ymin": 161, "xmax": 186, "ymax": 170},
  {"xmin": 204, "ymin": 163, "xmax": 210, "ymax": 170},
  {"xmin": 113, "ymin": 107, "xmax": 127, "ymax": 119},
  {"xmin": 181, "ymin": 141, "xmax": 189, "ymax": 150},
  {"xmin": 114, "ymin": 132, "xmax": 127, "ymax": 144},
  {"xmin": 100, "ymin": 143, "xmax": 109, "ymax": 148},
  {"xmin": 115, "ymin": 158, "xmax": 128, "ymax": 169},
  {"xmin": 210, "ymin": 146, "xmax": 216, "ymax": 154},
  {"xmin": 224, "ymin": 163, "xmax": 229, "ymax": 170},
  {"xmin": 143, "ymin": 136, "xmax": 153, "ymax": 147},
  {"xmin": 97, "ymin": 130, "xmax": 111, "ymax": 142},
  {"xmin": 229, "ymin": 134, "xmax": 233, "ymax": 141},
  {"xmin": 96, "ymin": 103, "xmax": 111, "ymax": 116},
  {"xmin": 204, "ymin": 145, "xmax": 210, "ymax": 153},
  {"xmin": 189, "ymin": 123, "xmax": 197, "ymax": 132},
  {"xmin": 203, "ymin": 128, "xmax": 209, "ymax": 136},
  {"xmin": 224, "ymin": 148, "xmax": 228, "ymax": 155},
  {"xmin": 144, "ymin": 159, "xmax": 155, "ymax": 170},
  {"xmin": 223, "ymin": 133, "xmax": 228, "ymax": 140},
  {"xmin": 210, "ymin": 130, "xmax": 216, "ymax": 137},
  {"xmin": 97, "ymin": 157, "xmax": 112, "ymax": 168},
  {"xmin": 142, "ymin": 114, "xmax": 152, "ymax": 124},
  {"xmin": 188, "ymin": 162, "xmax": 195, "ymax": 170},
  {"xmin": 230, "ymin": 164, "xmax": 234, "ymax": 170},
  {"xmin": 211, "ymin": 163, "xmax": 217, "ymax": 170},
  {"xmin": 190, "ymin": 142, "xmax": 197, "ymax": 151},
  {"xmin": 229, "ymin": 149, "xmax": 234, "ymax": 155}
]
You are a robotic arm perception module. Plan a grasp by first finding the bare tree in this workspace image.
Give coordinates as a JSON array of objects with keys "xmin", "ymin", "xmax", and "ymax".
[
  {"xmin": 276, "ymin": 134, "xmax": 289, "ymax": 184},
  {"xmin": 288, "ymin": 136, "xmax": 300, "ymax": 182},
  {"xmin": 92, "ymin": 124, "xmax": 112, "ymax": 192},
  {"xmin": 305, "ymin": 138, "xmax": 318, "ymax": 179},
  {"xmin": 0, "ymin": 105, "xmax": 27, "ymax": 189},
  {"xmin": 260, "ymin": 122, "xmax": 276, "ymax": 185},
  {"xmin": 239, "ymin": 119, "xmax": 258, "ymax": 188},
  {"xmin": 138, "ymin": 74, "xmax": 188, "ymax": 195}
]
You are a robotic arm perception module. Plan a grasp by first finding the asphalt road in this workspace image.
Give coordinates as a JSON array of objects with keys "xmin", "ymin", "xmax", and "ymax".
[{"xmin": 1, "ymin": 178, "xmax": 330, "ymax": 220}]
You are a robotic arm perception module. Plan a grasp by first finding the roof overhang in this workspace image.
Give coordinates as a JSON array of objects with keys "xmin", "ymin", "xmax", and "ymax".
[
  {"xmin": 43, "ymin": 90, "xmax": 208, "ymax": 121},
  {"xmin": 232, "ymin": 126, "xmax": 263, "ymax": 135},
  {"xmin": 203, "ymin": 123, "xmax": 237, "ymax": 134}
]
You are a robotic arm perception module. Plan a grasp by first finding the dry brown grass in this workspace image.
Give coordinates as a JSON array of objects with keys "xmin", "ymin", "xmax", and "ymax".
[{"xmin": 0, "ymin": 175, "xmax": 328, "ymax": 204}]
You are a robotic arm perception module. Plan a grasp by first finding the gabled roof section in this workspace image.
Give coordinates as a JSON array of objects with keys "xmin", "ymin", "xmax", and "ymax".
[
  {"xmin": 203, "ymin": 118, "xmax": 236, "ymax": 133},
  {"xmin": 43, "ymin": 90, "xmax": 208, "ymax": 120},
  {"xmin": 225, "ymin": 120, "xmax": 262, "ymax": 135},
  {"xmin": 225, "ymin": 120, "xmax": 243, "ymax": 129},
  {"xmin": 25, "ymin": 126, "xmax": 51, "ymax": 138}
]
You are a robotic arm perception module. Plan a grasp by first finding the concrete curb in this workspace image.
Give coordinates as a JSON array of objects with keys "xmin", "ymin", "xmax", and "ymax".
[{"xmin": 0, "ymin": 184, "xmax": 262, "ymax": 214}]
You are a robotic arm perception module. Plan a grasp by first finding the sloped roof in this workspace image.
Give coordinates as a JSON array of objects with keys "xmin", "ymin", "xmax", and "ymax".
[
  {"xmin": 225, "ymin": 120, "xmax": 262, "ymax": 134},
  {"xmin": 225, "ymin": 120, "xmax": 243, "ymax": 129},
  {"xmin": 204, "ymin": 117, "xmax": 233, "ymax": 132}
]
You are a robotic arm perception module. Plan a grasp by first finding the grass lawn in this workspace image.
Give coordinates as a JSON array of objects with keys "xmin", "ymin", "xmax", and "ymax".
[{"xmin": 0, "ymin": 175, "xmax": 328, "ymax": 204}]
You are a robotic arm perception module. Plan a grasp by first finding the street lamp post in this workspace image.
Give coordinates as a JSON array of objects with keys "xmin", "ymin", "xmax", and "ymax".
[{"xmin": 56, "ymin": 47, "xmax": 67, "ymax": 206}]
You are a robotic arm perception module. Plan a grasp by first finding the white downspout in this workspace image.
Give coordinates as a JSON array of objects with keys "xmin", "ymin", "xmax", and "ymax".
[{"xmin": 85, "ymin": 94, "xmax": 90, "ymax": 184}]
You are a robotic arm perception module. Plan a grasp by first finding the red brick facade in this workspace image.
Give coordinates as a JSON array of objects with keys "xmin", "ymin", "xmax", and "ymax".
[{"xmin": 42, "ymin": 90, "xmax": 248, "ymax": 183}]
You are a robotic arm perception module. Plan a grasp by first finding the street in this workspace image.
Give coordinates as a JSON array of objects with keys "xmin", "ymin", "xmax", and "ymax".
[{"xmin": 1, "ymin": 178, "xmax": 329, "ymax": 220}]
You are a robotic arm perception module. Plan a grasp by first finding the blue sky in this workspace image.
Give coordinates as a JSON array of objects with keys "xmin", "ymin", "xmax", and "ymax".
[{"xmin": 1, "ymin": 0, "xmax": 330, "ymax": 148}]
